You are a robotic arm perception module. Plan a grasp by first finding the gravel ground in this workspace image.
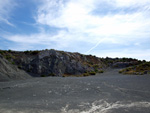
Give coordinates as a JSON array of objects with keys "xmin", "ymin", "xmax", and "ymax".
[{"xmin": 0, "ymin": 69, "xmax": 150, "ymax": 113}]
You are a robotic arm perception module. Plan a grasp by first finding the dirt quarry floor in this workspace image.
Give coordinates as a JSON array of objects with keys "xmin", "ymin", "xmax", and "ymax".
[{"xmin": 0, "ymin": 69, "xmax": 150, "ymax": 113}]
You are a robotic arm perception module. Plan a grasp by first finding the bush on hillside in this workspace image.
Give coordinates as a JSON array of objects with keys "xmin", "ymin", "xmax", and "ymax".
[
  {"xmin": 98, "ymin": 70, "xmax": 104, "ymax": 73},
  {"xmin": 89, "ymin": 71, "xmax": 96, "ymax": 75}
]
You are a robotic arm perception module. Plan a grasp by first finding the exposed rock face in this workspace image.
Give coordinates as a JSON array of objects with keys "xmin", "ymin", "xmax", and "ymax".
[
  {"xmin": 6, "ymin": 50, "xmax": 105, "ymax": 77},
  {"xmin": 0, "ymin": 54, "xmax": 31, "ymax": 81},
  {"xmin": 1, "ymin": 49, "xmax": 144, "ymax": 77}
]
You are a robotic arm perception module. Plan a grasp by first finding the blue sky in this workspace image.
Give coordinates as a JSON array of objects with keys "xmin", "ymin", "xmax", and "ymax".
[{"xmin": 0, "ymin": 0, "xmax": 150, "ymax": 60}]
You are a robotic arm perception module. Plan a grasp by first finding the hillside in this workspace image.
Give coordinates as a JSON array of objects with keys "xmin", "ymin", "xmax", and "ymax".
[
  {"xmin": 0, "ymin": 49, "xmax": 106, "ymax": 77},
  {"xmin": 0, "ymin": 54, "xmax": 31, "ymax": 81},
  {"xmin": 0, "ymin": 49, "xmax": 148, "ymax": 78},
  {"xmin": 119, "ymin": 62, "xmax": 150, "ymax": 75}
]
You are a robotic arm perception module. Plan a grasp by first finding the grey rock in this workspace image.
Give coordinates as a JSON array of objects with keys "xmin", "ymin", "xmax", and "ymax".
[
  {"xmin": 7, "ymin": 50, "xmax": 105, "ymax": 77},
  {"xmin": 0, "ymin": 54, "xmax": 31, "ymax": 81}
]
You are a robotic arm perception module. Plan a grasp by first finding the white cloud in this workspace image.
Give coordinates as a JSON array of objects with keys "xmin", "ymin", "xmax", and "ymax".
[
  {"xmin": 0, "ymin": 0, "xmax": 17, "ymax": 26},
  {"xmin": 2, "ymin": 0, "xmax": 150, "ymax": 60},
  {"xmin": 3, "ymin": 30, "xmax": 75, "ymax": 50},
  {"xmin": 114, "ymin": 0, "xmax": 150, "ymax": 7},
  {"xmin": 35, "ymin": 0, "xmax": 150, "ymax": 40},
  {"xmin": 34, "ymin": 0, "xmax": 150, "ymax": 53}
]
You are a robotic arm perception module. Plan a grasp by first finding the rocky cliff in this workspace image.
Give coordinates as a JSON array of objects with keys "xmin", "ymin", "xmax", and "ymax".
[
  {"xmin": 0, "ymin": 49, "xmax": 146, "ymax": 78},
  {"xmin": 0, "ymin": 49, "xmax": 106, "ymax": 77},
  {"xmin": 0, "ymin": 54, "xmax": 31, "ymax": 81}
]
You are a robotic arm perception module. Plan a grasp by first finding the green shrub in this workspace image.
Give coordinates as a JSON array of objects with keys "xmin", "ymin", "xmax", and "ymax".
[
  {"xmin": 89, "ymin": 71, "xmax": 96, "ymax": 75},
  {"xmin": 98, "ymin": 70, "xmax": 104, "ymax": 73},
  {"xmin": 27, "ymin": 69, "xmax": 31, "ymax": 72},
  {"xmin": 94, "ymin": 69, "xmax": 98, "ymax": 72},
  {"xmin": 40, "ymin": 73, "xmax": 56, "ymax": 77},
  {"xmin": 0, "ymin": 50, "xmax": 6, "ymax": 55},
  {"xmin": 11, "ymin": 61, "xmax": 15, "ymax": 65},
  {"xmin": 18, "ymin": 66, "xmax": 22, "ymax": 69},
  {"xmin": 8, "ymin": 49, "xmax": 12, "ymax": 52},
  {"xmin": 41, "ymin": 75, "xmax": 47, "ymax": 77},
  {"xmin": 83, "ymin": 73, "xmax": 90, "ymax": 76},
  {"xmin": 24, "ymin": 50, "xmax": 40, "ymax": 55},
  {"xmin": 31, "ymin": 51, "xmax": 40, "ymax": 55},
  {"xmin": 24, "ymin": 50, "xmax": 30, "ymax": 54},
  {"xmin": 5, "ymin": 55, "xmax": 12, "ymax": 60},
  {"xmin": 48, "ymin": 73, "xmax": 56, "ymax": 76},
  {"xmin": 93, "ymin": 64, "xmax": 99, "ymax": 68},
  {"xmin": 119, "ymin": 70, "xmax": 123, "ymax": 73}
]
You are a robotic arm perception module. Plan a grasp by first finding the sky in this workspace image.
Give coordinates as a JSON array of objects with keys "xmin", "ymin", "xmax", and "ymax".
[{"xmin": 0, "ymin": 0, "xmax": 150, "ymax": 60}]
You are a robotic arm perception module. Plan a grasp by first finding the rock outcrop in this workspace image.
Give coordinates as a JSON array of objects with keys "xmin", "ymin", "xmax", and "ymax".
[
  {"xmin": 1, "ymin": 49, "xmax": 106, "ymax": 77},
  {"xmin": 0, "ymin": 49, "xmax": 146, "ymax": 77},
  {"xmin": 0, "ymin": 54, "xmax": 31, "ymax": 81}
]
